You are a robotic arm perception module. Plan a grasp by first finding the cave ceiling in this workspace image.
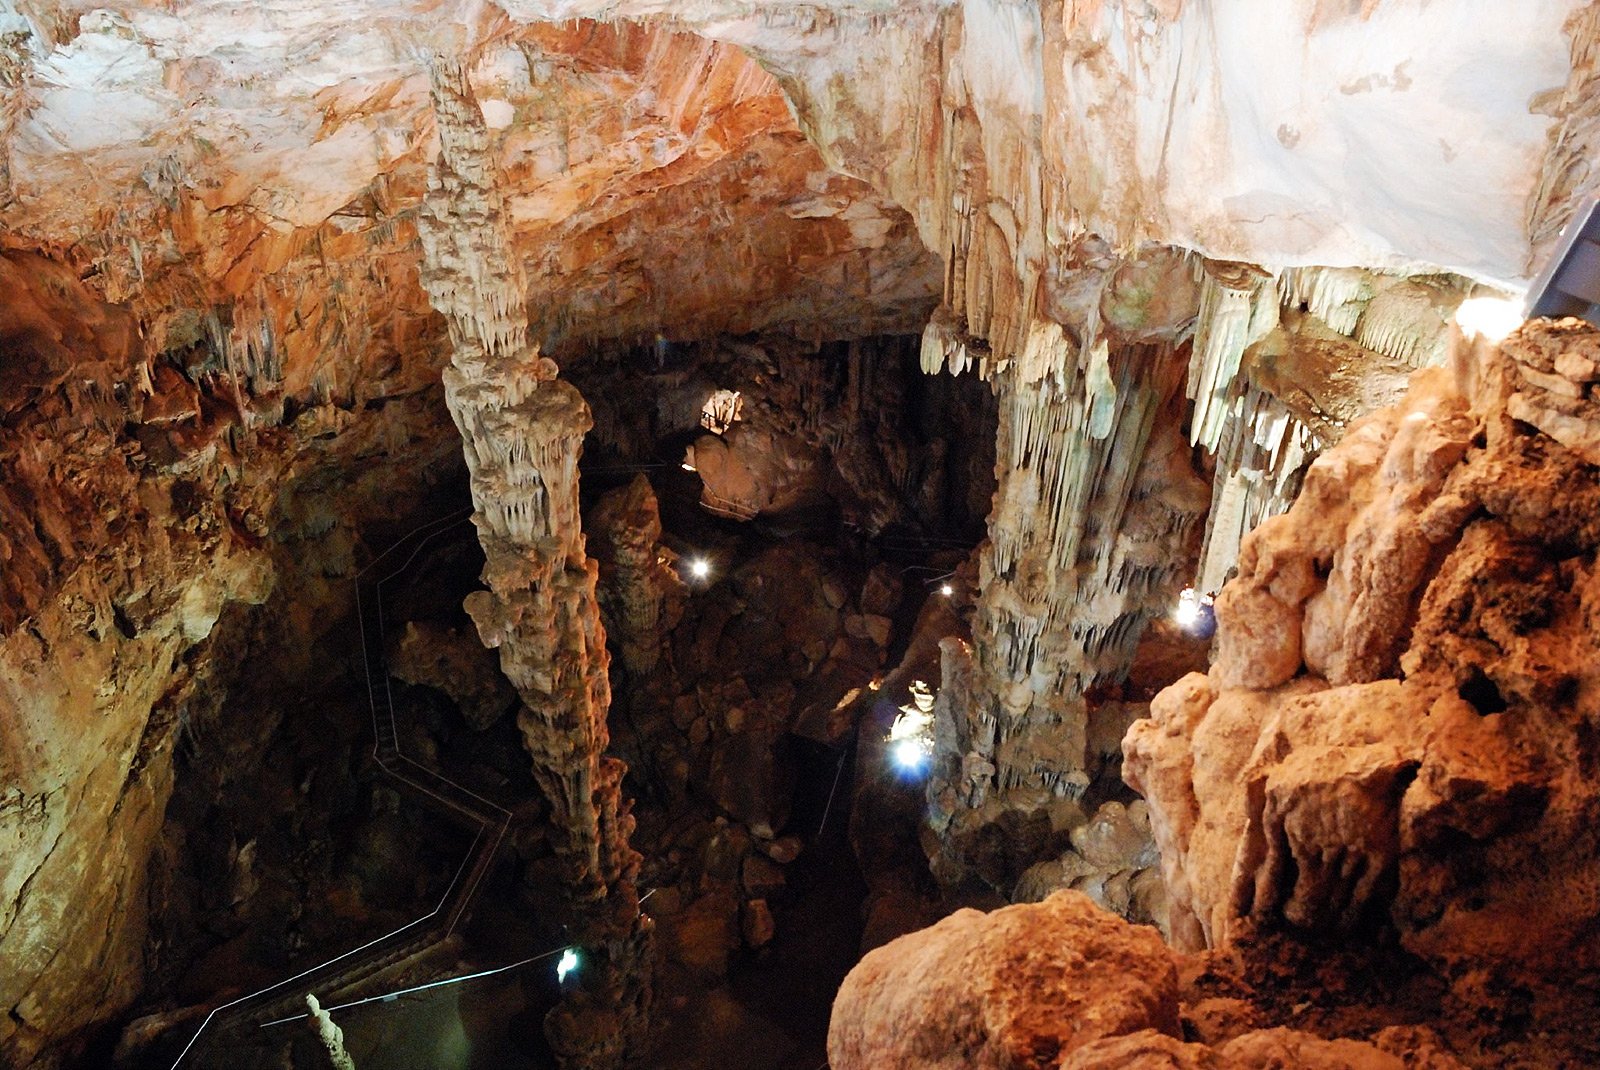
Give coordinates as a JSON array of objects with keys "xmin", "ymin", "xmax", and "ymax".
[
  {"xmin": 3, "ymin": 0, "xmax": 1592, "ymax": 378},
  {"xmin": 5, "ymin": 4, "xmax": 1600, "ymax": 1068},
  {"xmin": 0, "ymin": 2, "xmax": 942, "ymax": 395}
]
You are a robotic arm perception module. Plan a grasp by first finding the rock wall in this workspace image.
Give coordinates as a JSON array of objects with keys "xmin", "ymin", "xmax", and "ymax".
[
  {"xmin": 1127, "ymin": 319, "xmax": 1600, "ymax": 983},
  {"xmin": 0, "ymin": 242, "xmax": 463, "ymax": 1066},
  {"xmin": 0, "ymin": 251, "xmax": 271, "ymax": 1068}
]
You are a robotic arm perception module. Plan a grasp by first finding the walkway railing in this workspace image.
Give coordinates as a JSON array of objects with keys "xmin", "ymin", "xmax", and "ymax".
[{"xmin": 171, "ymin": 507, "xmax": 515, "ymax": 1066}]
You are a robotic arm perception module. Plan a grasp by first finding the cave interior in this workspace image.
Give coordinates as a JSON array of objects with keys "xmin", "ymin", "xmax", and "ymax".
[{"xmin": 2, "ymin": 4, "xmax": 1600, "ymax": 1070}]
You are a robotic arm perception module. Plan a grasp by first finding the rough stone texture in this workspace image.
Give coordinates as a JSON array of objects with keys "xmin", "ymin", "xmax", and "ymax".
[
  {"xmin": 1127, "ymin": 321, "xmax": 1600, "ymax": 984},
  {"xmin": 1, "ymin": 14, "xmax": 938, "ymax": 358},
  {"xmin": 0, "ymin": 253, "xmax": 264, "ymax": 1067},
  {"xmin": 828, "ymin": 891, "xmax": 1181, "ymax": 1070},
  {"xmin": 416, "ymin": 59, "xmax": 648, "ymax": 1069},
  {"xmin": 387, "ymin": 619, "xmax": 516, "ymax": 730},
  {"xmin": 588, "ymin": 474, "xmax": 685, "ymax": 677},
  {"xmin": 2, "ymin": 3, "xmax": 1599, "ymax": 1065},
  {"xmin": 0, "ymin": 242, "xmax": 453, "ymax": 1067},
  {"xmin": 828, "ymin": 891, "xmax": 1465, "ymax": 1070}
]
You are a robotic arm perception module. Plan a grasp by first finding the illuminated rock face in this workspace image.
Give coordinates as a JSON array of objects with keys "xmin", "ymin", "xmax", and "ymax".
[
  {"xmin": 828, "ymin": 890, "xmax": 1461, "ymax": 1070},
  {"xmin": 2, "ymin": 1, "xmax": 1600, "ymax": 1065},
  {"xmin": 1128, "ymin": 320, "xmax": 1600, "ymax": 982},
  {"xmin": 416, "ymin": 58, "xmax": 648, "ymax": 1068},
  {"xmin": 0, "ymin": 12, "xmax": 936, "ymax": 362},
  {"xmin": 0, "ymin": 247, "xmax": 446, "ymax": 1069}
]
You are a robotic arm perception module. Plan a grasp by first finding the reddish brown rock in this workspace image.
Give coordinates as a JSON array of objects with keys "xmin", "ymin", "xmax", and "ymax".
[
  {"xmin": 828, "ymin": 891, "xmax": 1464, "ymax": 1070},
  {"xmin": 741, "ymin": 898, "xmax": 776, "ymax": 949},
  {"xmin": 828, "ymin": 891, "xmax": 1182, "ymax": 1070},
  {"xmin": 1129, "ymin": 322, "xmax": 1600, "ymax": 982},
  {"xmin": 387, "ymin": 620, "xmax": 516, "ymax": 731}
]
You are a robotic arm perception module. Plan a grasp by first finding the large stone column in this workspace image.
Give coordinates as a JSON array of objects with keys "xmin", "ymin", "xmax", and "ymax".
[{"xmin": 416, "ymin": 58, "xmax": 649, "ymax": 1069}]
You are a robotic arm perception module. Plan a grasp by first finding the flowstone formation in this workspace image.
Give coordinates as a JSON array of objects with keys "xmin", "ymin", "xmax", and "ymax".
[
  {"xmin": 921, "ymin": 295, "xmax": 1211, "ymax": 904},
  {"xmin": 0, "ymin": 252, "xmax": 276, "ymax": 1068},
  {"xmin": 1127, "ymin": 317, "xmax": 1600, "ymax": 982},
  {"xmin": 827, "ymin": 320, "xmax": 1600, "ymax": 1070},
  {"xmin": 415, "ymin": 58, "xmax": 648, "ymax": 1068}
]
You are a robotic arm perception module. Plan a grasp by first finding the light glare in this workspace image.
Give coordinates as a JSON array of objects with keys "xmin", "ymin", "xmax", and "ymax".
[
  {"xmin": 689, "ymin": 558, "xmax": 711, "ymax": 580},
  {"xmin": 892, "ymin": 738, "xmax": 927, "ymax": 773},
  {"xmin": 1174, "ymin": 587, "xmax": 1202, "ymax": 627},
  {"xmin": 939, "ymin": 583, "xmax": 954, "ymax": 597},
  {"xmin": 1455, "ymin": 296, "xmax": 1525, "ymax": 343},
  {"xmin": 556, "ymin": 948, "xmax": 579, "ymax": 983}
]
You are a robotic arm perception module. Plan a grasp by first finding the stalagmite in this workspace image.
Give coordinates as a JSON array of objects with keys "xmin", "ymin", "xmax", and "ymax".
[
  {"xmin": 303, "ymin": 994, "xmax": 355, "ymax": 1070},
  {"xmin": 926, "ymin": 272, "xmax": 1208, "ymax": 895},
  {"xmin": 589, "ymin": 475, "xmax": 685, "ymax": 677},
  {"xmin": 415, "ymin": 57, "xmax": 649, "ymax": 1070}
]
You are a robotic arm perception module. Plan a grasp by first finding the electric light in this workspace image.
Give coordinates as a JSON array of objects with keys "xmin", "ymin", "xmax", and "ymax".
[
  {"xmin": 682, "ymin": 462, "xmax": 697, "ymax": 472},
  {"xmin": 556, "ymin": 947, "xmax": 579, "ymax": 983},
  {"xmin": 891, "ymin": 738, "xmax": 927, "ymax": 773},
  {"xmin": 1174, "ymin": 586, "xmax": 1217, "ymax": 639},
  {"xmin": 1454, "ymin": 296, "xmax": 1524, "ymax": 343},
  {"xmin": 1174, "ymin": 587, "xmax": 1202, "ymax": 628},
  {"xmin": 939, "ymin": 583, "xmax": 954, "ymax": 597},
  {"xmin": 886, "ymin": 680, "xmax": 936, "ymax": 777},
  {"xmin": 689, "ymin": 558, "xmax": 711, "ymax": 580}
]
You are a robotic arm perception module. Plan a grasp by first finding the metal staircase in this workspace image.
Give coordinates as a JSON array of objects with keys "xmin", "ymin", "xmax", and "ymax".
[{"xmin": 171, "ymin": 508, "xmax": 517, "ymax": 1067}]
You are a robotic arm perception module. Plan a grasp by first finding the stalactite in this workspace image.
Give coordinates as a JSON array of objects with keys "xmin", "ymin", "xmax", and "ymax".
[
  {"xmin": 1194, "ymin": 384, "xmax": 1318, "ymax": 596},
  {"xmin": 416, "ymin": 56, "xmax": 649, "ymax": 1070},
  {"xmin": 956, "ymin": 325, "xmax": 1202, "ymax": 815},
  {"xmin": 1279, "ymin": 266, "xmax": 1373, "ymax": 335},
  {"xmin": 1354, "ymin": 278, "xmax": 1459, "ymax": 370},
  {"xmin": 1186, "ymin": 264, "xmax": 1278, "ymax": 451},
  {"xmin": 1183, "ymin": 263, "xmax": 1471, "ymax": 592}
]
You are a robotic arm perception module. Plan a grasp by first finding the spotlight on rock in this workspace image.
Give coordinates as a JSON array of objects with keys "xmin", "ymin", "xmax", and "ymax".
[
  {"xmin": 1456, "ymin": 295, "xmax": 1525, "ymax": 343},
  {"xmin": 891, "ymin": 738, "xmax": 928, "ymax": 774},
  {"xmin": 886, "ymin": 680, "xmax": 936, "ymax": 777},
  {"xmin": 556, "ymin": 947, "xmax": 579, "ymax": 983},
  {"xmin": 1174, "ymin": 586, "xmax": 1217, "ymax": 639},
  {"xmin": 1175, "ymin": 587, "xmax": 1201, "ymax": 627}
]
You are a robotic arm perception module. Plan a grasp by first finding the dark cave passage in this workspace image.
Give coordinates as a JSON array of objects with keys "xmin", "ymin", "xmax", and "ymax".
[{"xmin": 127, "ymin": 331, "xmax": 996, "ymax": 1070}]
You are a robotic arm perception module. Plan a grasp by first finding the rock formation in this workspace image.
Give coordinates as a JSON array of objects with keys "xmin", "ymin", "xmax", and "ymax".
[
  {"xmin": 3, "ymin": 1, "xmax": 1600, "ymax": 1067},
  {"xmin": 302, "ymin": 994, "xmax": 356, "ymax": 1070},
  {"xmin": 387, "ymin": 620, "xmax": 517, "ymax": 731},
  {"xmin": 588, "ymin": 475, "xmax": 685, "ymax": 678},
  {"xmin": 829, "ymin": 890, "xmax": 1467, "ymax": 1070},
  {"xmin": 1127, "ymin": 319, "xmax": 1600, "ymax": 983},
  {"xmin": 415, "ymin": 57, "xmax": 647, "ymax": 1068}
]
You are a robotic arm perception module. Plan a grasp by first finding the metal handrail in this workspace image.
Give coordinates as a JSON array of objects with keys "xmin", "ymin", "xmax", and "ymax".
[{"xmin": 171, "ymin": 507, "xmax": 516, "ymax": 1066}]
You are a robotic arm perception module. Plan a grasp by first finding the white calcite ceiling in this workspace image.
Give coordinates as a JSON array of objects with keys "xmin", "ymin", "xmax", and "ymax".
[{"xmin": 2, "ymin": 2, "xmax": 1591, "ymax": 306}]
